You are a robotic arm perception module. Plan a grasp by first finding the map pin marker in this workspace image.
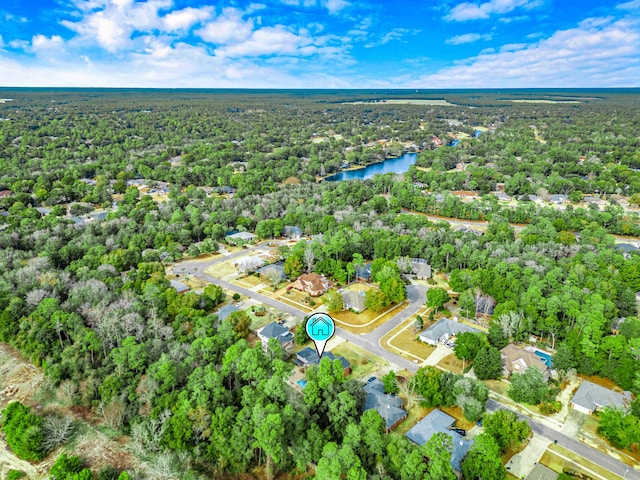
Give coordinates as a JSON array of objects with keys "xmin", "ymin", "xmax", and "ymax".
[{"xmin": 305, "ymin": 312, "xmax": 336, "ymax": 357}]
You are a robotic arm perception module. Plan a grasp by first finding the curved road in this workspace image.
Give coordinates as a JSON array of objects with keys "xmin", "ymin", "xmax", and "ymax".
[{"xmin": 173, "ymin": 254, "xmax": 639, "ymax": 479}]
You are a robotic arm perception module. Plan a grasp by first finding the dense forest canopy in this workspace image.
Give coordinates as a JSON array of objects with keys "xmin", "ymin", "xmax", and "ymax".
[{"xmin": 0, "ymin": 89, "xmax": 639, "ymax": 479}]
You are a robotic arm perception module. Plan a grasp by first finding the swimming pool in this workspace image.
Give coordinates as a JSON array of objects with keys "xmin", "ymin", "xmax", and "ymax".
[
  {"xmin": 535, "ymin": 350, "xmax": 553, "ymax": 368},
  {"xmin": 296, "ymin": 379, "xmax": 308, "ymax": 388}
]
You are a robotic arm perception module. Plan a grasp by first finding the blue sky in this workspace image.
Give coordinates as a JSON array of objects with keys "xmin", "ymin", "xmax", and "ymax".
[{"xmin": 0, "ymin": 0, "xmax": 639, "ymax": 87}]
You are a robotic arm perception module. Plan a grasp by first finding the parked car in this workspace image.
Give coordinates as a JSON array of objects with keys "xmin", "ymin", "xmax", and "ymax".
[
  {"xmin": 235, "ymin": 302, "xmax": 244, "ymax": 307},
  {"xmin": 367, "ymin": 377, "xmax": 376, "ymax": 383},
  {"xmin": 451, "ymin": 428, "xmax": 466, "ymax": 436}
]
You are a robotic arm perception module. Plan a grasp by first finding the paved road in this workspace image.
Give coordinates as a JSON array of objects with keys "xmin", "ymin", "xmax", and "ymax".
[
  {"xmin": 486, "ymin": 399, "xmax": 640, "ymax": 480},
  {"xmin": 175, "ymin": 258, "xmax": 639, "ymax": 479}
]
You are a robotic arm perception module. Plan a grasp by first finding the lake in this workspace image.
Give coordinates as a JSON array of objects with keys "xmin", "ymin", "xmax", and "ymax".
[{"xmin": 324, "ymin": 152, "xmax": 418, "ymax": 182}]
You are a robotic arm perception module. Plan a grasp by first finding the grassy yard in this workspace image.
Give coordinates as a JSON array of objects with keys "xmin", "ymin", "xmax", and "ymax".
[
  {"xmin": 437, "ymin": 354, "xmax": 464, "ymax": 374},
  {"xmin": 332, "ymin": 343, "xmax": 388, "ymax": 380},
  {"xmin": 379, "ymin": 306, "xmax": 434, "ymax": 361},
  {"xmin": 233, "ymin": 274, "xmax": 263, "ymax": 287},
  {"xmin": 540, "ymin": 443, "xmax": 626, "ymax": 480},
  {"xmin": 333, "ymin": 302, "xmax": 408, "ymax": 333},
  {"xmin": 204, "ymin": 261, "xmax": 237, "ymax": 278}
]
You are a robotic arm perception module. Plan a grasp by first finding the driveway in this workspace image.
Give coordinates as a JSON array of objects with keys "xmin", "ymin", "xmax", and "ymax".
[{"xmin": 173, "ymin": 257, "xmax": 640, "ymax": 480}]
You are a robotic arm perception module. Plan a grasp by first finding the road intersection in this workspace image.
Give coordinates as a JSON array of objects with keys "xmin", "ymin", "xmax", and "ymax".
[{"xmin": 172, "ymin": 248, "xmax": 639, "ymax": 480}]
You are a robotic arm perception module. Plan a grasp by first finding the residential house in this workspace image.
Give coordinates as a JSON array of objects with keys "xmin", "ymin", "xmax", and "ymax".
[
  {"xmin": 363, "ymin": 379, "xmax": 407, "ymax": 432},
  {"xmin": 89, "ymin": 211, "xmax": 108, "ymax": 222},
  {"xmin": 35, "ymin": 207, "xmax": 52, "ymax": 216},
  {"xmin": 216, "ymin": 304, "xmax": 239, "ymax": 322},
  {"xmin": 525, "ymin": 463, "xmax": 558, "ymax": 480},
  {"xmin": 584, "ymin": 196, "xmax": 607, "ymax": 206},
  {"xmin": 257, "ymin": 262, "xmax": 287, "ymax": 282},
  {"xmin": 410, "ymin": 258, "xmax": 432, "ymax": 279},
  {"xmin": 226, "ymin": 231, "xmax": 257, "ymax": 244},
  {"xmin": 257, "ymin": 322, "xmax": 294, "ymax": 351},
  {"xmin": 549, "ymin": 194, "xmax": 569, "ymax": 205},
  {"xmin": 293, "ymin": 273, "xmax": 330, "ymax": 297},
  {"xmin": 284, "ymin": 225, "xmax": 303, "ymax": 240},
  {"xmin": 216, "ymin": 186, "xmax": 235, "ymax": 195},
  {"xmin": 294, "ymin": 347, "xmax": 351, "ymax": 375},
  {"xmin": 405, "ymin": 409, "xmax": 473, "ymax": 473},
  {"xmin": 355, "ymin": 263, "xmax": 372, "ymax": 282},
  {"xmin": 570, "ymin": 380, "xmax": 632, "ymax": 415},
  {"xmin": 500, "ymin": 345, "xmax": 549, "ymax": 378},
  {"xmin": 419, "ymin": 318, "xmax": 480, "ymax": 346},
  {"xmin": 451, "ymin": 190, "xmax": 479, "ymax": 201},
  {"xmin": 169, "ymin": 279, "xmax": 190, "ymax": 294},
  {"xmin": 67, "ymin": 216, "xmax": 86, "ymax": 226},
  {"xmin": 342, "ymin": 290, "xmax": 367, "ymax": 313},
  {"xmin": 494, "ymin": 192, "xmax": 511, "ymax": 202}
]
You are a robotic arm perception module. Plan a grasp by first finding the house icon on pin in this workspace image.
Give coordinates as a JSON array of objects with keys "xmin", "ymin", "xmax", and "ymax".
[{"xmin": 310, "ymin": 315, "xmax": 331, "ymax": 337}]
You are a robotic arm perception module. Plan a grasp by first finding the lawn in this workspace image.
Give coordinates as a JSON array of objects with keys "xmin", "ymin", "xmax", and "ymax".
[
  {"xmin": 346, "ymin": 282, "xmax": 372, "ymax": 294},
  {"xmin": 332, "ymin": 302, "xmax": 408, "ymax": 333},
  {"xmin": 233, "ymin": 275, "xmax": 263, "ymax": 287},
  {"xmin": 437, "ymin": 354, "xmax": 464, "ymax": 374},
  {"xmin": 379, "ymin": 311, "xmax": 435, "ymax": 362},
  {"xmin": 441, "ymin": 405, "xmax": 476, "ymax": 430},
  {"xmin": 204, "ymin": 261, "xmax": 237, "ymax": 279},
  {"xmin": 540, "ymin": 443, "xmax": 626, "ymax": 480},
  {"xmin": 332, "ymin": 343, "xmax": 388, "ymax": 380}
]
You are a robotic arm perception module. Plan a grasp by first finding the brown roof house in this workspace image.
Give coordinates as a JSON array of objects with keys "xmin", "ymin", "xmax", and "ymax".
[
  {"xmin": 293, "ymin": 273, "xmax": 330, "ymax": 297},
  {"xmin": 500, "ymin": 345, "xmax": 549, "ymax": 378}
]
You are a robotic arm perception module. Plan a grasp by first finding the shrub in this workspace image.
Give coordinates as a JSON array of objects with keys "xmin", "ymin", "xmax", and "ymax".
[
  {"xmin": 539, "ymin": 401, "xmax": 562, "ymax": 415},
  {"xmin": 7, "ymin": 471, "xmax": 26, "ymax": 480},
  {"xmin": 1, "ymin": 401, "xmax": 45, "ymax": 461}
]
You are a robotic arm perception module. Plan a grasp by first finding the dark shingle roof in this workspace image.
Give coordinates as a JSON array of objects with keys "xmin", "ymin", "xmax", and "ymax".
[
  {"xmin": 260, "ymin": 322, "xmax": 290, "ymax": 339},
  {"xmin": 216, "ymin": 304, "xmax": 239, "ymax": 321},
  {"xmin": 363, "ymin": 379, "xmax": 406, "ymax": 430},
  {"xmin": 405, "ymin": 409, "xmax": 473, "ymax": 472},
  {"xmin": 571, "ymin": 380, "xmax": 632, "ymax": 412},
  {"xmin": 419, "ymin": 318, "xmax": 480, "ymax": 343}
]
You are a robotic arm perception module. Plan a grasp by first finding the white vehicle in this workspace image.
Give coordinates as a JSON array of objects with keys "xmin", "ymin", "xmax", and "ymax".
[{"xmin": 235, "ymin": 302, "xmax": 244, "ymax": 307}]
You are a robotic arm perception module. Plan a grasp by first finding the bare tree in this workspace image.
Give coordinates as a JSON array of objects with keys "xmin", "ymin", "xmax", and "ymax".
[
  {"xmin": 263, "ymin": 266, "xmax": 283, "ymax": 291},
  {"xmin": 397, "ymin": 377, "xmax": 423, "ymax": 411},
  {"xmin": 303, "ymin": 247, "xmax": 316, "ymax": 274},
  {"xmin": 235, "ymin": 256, "xmax": 265, "ymax": 276},
  {"xmin": 42, "ymin": 416, "xmax": 74, "ymax": 452},
  {"xmin": 497, "ymin": 311, "xmax": 524, "ymax": 342},
  {"xmin": 98, "ymin": 399, "xmax": 126, "ymax": 430}
]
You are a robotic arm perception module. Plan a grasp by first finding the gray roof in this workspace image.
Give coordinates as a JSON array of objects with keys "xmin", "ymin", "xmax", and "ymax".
[
  {"xmin": 284, "ymin": 225, "xmax": 303, "ymax": 237},
  {"xmin": 419, "ymin": 318, "xmax": 480, "ymax": 343},
  {"xmin": 169, "ymin": 279, "xmax": 190, "ymax": 293},
  {"xmin": 356, "ymin": 263, "xmax": 372, "ymax": 280},
  {"xmin": 296, "ymin": 347, "xmax": 350, "ymax": 369},
  {"xmin": 342, "ymin": 290, "xmax": 367, "ymax": 311},
  {"xmin": 363, "ymin": 379, "xmax": 407, "ymax": 430},
  {"xmin": 405, "ymin": 409, "xmax": 473, "ymax": 472},
  {"xmin": 259, "ymin": 322, "xmax": 292, "ymax": 345},
  {"xmin": 91, "ymin": 211, "xmax": 108, "ymax": 220},
  {"xmin": 410, "ymin": 258, "xmax": 432, "ymax": 278},
  {"xmin": 526, "ymin": 464, "xmax": 559, "ymax": 480},
  {"xmin": 35, "ymin": 207, "xmax": 51, "ymax": 215},
  {"xmin": 616, "ymin": 243, "xmax": 639, "ymax": 253},
  {"xmin": 217, "ymin": 304, "xmax": 239, "ymax": 321},
  {"xmin": 571, "ymin": 380, "xmax": 632, "ymax": 412},
  {"xmin": 227, "ymin": 231, "xmax": 256, "ymax": 241},
  {"xmin": 257, "ymin": 263, "xmax": 287, "ymax": 281}
]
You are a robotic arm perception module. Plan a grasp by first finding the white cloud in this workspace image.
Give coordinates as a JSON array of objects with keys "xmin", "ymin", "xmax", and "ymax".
[
  {"xmin": 196, "ymin": 8, "xmax": 254, "ymax": 44},
  {"xmin": 445, "ymin": 0, "xmax": 543, "ymax": 22},
  {"xmin": 277, "ymin": 0, "xmax": 350, "ymax": 13},
  {"xmin": 216, "ymin": 26, "xmax": 312, "ymax": 57},
  {"xmin": 445, "ymin": 32, "xmax": 492, "ymax": 44},
  {"xmin": 364, "ymin": 28, "xmax": 419, "ymax": 48},
  {"xmin": 411, "ymin": 16, "xmax": 640, "ymax": 87},
  {"xmin": 163, "ymin": 6, "xmax": 213, "ymax": 32},
  {"xmin": 61, "ymin": 0, "xmax": 172, "ymax": 52},
  {"xmin": 32, "ymin": 34, "xmax": 66, "ymax": 51},
  {"xmin": 617, "ymin": 0, "xmax": 640, "ymax": 10},
  {"xmin": 324, "ymin": 0, "xmax": 350, "ymax": 14}
]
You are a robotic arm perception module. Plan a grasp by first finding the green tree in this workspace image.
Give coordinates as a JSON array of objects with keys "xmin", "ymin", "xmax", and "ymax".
[
  {"xmin": 226, "ymin": 310, "xmax": 251, "ymax": 340},
  {"xmin": 461, "ymin": 433, "xmax": 506, "ymax": 480},
  {"xmin": 284, "ymin": 253, "xmax": 304, "ymax": 278},
  {"xmin": 483, "ymin": 409, "xmax": 531, "ymax": 453},
  {"xmin": 426, "ymin": 287, "xmax": 449, "ymax": 314},
  {"xmin": 473, "ymin": 347, "xmax": 503, "ymax": 380},
  {"xmin": 1, "ymin": 401, "xmax": 45, "ymax": 461},
  {"xmin": 423, "ymin": 432, "xmax": 456, "ymax": 480},
  {"xmin": 324, "ymin": 289, "xmax": 344, "ymax": 313},
  {"xmin": 453, "ymin": 332, "xmax": 488, "ymax": 371},
  {"xmin": 382, "ymin": 370, "xmax": 399, "ymax": 395},
  {"xmin": 508, "ymin": 367, "xmax": 552, "ymax": 405}
]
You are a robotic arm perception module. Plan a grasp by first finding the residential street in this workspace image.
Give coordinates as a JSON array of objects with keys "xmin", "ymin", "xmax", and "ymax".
[
  {"xmin": 486, "ymin": 399, "xmax": 640, "ymax": 480},
  {"xmin": 174, "ymin": 254, "xmax": 639, "ymax": 480}
]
